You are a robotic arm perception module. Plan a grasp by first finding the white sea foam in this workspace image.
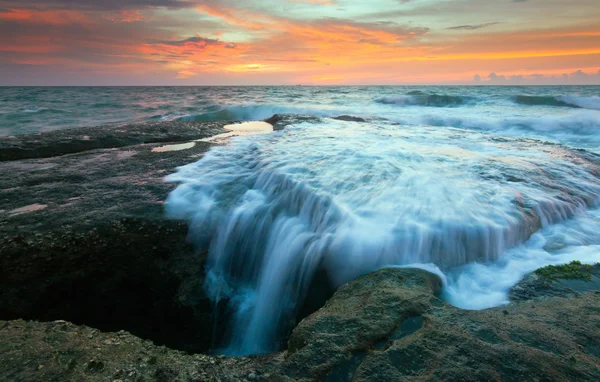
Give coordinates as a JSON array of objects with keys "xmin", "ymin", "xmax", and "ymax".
[
  {"xmin": 557, "ymin": 95, "xmax": 600, "ymax": 110},
  {"xmin": 444, "ymin": 208, "xmax": 600, "ymax": 309},
  {"xmin": 388, "ymin": 110, "xmax": 600, "ymax": 151},
  {"xmin": 166, "ymin": 118, "xmax": 600, "ymax": 355},
  {"xmin": 152, "ymin": 142, "xmax": 196, "ymax": 152}
]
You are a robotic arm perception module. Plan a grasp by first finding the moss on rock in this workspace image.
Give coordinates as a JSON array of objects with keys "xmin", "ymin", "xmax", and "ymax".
[{"xmin": 535, "ymin": 261, "xmax": 595, "ymax": 281}]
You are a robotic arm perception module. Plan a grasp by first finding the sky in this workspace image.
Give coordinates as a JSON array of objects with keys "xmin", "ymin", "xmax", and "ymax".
[{"xmin": 1, "ymin": 0, "xmax": 599, "ymax": 85}]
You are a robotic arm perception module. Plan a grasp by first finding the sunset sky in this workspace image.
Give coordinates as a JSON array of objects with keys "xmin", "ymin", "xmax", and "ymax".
[{"xmin": 1, "ymin": 0, "xmax": 599, "ymax": 85}]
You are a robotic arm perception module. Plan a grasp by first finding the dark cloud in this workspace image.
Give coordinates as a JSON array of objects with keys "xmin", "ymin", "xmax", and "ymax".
[
  {"xmin": 153, "ymin": 36, "xmax": 222, "ymax": 47},
  {"xmin": 447, "ymin": 22, "xmax": 500, "ymax": 31}
]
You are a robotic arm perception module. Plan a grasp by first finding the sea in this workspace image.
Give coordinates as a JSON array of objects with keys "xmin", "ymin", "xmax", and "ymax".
[{"xmin": 3, "ymin": 85, "xmax": 600, "ymax": 355}]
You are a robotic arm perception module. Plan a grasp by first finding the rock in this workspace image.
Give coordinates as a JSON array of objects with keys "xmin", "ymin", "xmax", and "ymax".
[
  {"xmin": 2, "ymin": 120, "xmax": 600, "ymax": 381},
  {"xmin": 85, "ymin": 360, "xmax": 105, "ymax": 374},
  {"xmin": 264, "ymin": 114, "xmax": 282, "ymax": 126},
  {"xmin": 0, "ymin": 122, "xmax": 222, "ymax": 353},
  {"xmin": 0, "ymin": 319, "xmax": 270, "ymax": 382},
  {"xmin": 332, "ymin": 115, "xmax": 366, "ymax": 122},
  {"xmin": 510, "ymin": 262, "xmax": 600, "ymax": 301},
  {"xmin": 280, "ymin": 267, "xmax": 600, "ymax": 381},
  {"xmin": 0, "ymin": 120, "xmax": 227, "ymax": 161},
  {"xmin": 264, "ymin": 114, "xmax": 322, "ymax": 131},
  {"xmin": 2, "ymin": 266, "xmax": 600, "ymax": 381}
]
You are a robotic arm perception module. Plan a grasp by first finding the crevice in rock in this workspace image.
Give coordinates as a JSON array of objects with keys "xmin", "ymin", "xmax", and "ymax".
[
  {"xmin": 0, "ymin": 218, "xmax": 214, "ymax": 354},
  {"xmin": 375, "ymin": 315, "xmax": 425, "ymax": 351}
]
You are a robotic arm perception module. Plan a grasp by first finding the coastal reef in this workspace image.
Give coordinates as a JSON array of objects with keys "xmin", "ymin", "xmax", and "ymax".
[{"xmin": 1, "ymin": 117, "xmax": 600, "ymax": 381}]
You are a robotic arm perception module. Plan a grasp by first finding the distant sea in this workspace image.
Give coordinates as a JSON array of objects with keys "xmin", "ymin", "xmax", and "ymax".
[{"xmin": 2, "ymin": 85, "xmax": 600, "ymax": 151}]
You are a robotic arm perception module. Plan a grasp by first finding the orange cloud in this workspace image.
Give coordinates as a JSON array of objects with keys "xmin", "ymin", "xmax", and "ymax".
[
  {"xmin": 0, "ymin": 8, "xmax": 90, "ymax": 25},
  {"xmin": 103, "ymin": 10, "xmax": 145, "ymax": 23},
  {"xmin": 2, "ymin": 2, "xmax": 600, "ymax": 84},
  {"xmin": 195, "ymin": 4, "xmax": 279, "ymax": 31}
]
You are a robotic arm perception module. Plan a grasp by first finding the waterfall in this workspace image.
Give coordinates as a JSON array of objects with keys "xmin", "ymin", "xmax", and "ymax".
[{"xmin": 166, "ymin": 118, "xmax": 600, "ymax": 355}]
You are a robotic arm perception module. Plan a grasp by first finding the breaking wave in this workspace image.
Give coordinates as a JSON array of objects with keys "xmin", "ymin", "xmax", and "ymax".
[
  {"xmin": 376, "ymin": 93, "xmax": 472, "ymax": 107},
  {"xmin": 514, "ymin": 95, "xmax": 600, "ymax": 110},
  {"xmin": 176, "ymin": 105, "xmax": 334, "ymax": 122},
  {"xmin": 22, "ymin": 108, "xmax": 68, "ymax": 114},
  {"xmin": 395, "ymin": 110, "xmax": 600, "ymax": 150}
]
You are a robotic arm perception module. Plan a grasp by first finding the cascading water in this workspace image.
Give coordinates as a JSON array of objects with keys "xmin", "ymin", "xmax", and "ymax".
[{"xmin": 166, "ymin": 117, "xmax": 600, "ymax": 355}]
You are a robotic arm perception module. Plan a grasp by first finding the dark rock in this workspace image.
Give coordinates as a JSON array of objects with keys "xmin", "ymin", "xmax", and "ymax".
[
  {"xmin": 264, "ymin": 114, "xmax": 282, "ymax": 126},
  {"xmin": 510, "ymin": 263, "xmax": 600, "ymax": 302},
  {"xmin": 2, "ymin": 121, "xmax": 600, "ymax": 381},
  {"xmin": 0, "ymin": 123, "xmax": 222, "ymax": 353},
  {"xmin": 85, "ymin": 360, "xmax": 105, "ymax": 374},
  {"xmin": 2, "ymin": 266, "xmax": 600, "ymax": 381},
  {"xmin": 264, "ymin": 114, "xmax": 322, "ymax": 131},
  {"xmin": 0, "ymin": 319, "xmax": 271, "ymax": 382},
  {"xmin": 0, "ymin": 120, "xmax": 227, "ymax": 161},
  {"xmin": 332, "ymin": 115, "xmax": 366, "ymax": 123}
]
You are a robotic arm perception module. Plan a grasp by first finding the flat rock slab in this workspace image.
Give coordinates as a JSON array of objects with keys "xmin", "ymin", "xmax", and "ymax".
[
  {"xmin": 0, "ymin": 319, "xmax": 277, "ymax": 382},
  {"xmin": 511, "ymin": 264, "xmax": 600, "ymax": 301},
  {"xmin": 0, "ymin": 120, "xmax": 227, "ymax": 161},
  {"xmin": 0, "ymin": 121, "xmax": 228, "ymax": 353},
  {"xmin": 281, "ymin": 268, "xmax": 600, "ymax": 381}
]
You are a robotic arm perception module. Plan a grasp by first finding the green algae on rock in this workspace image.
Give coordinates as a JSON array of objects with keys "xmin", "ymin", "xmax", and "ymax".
[
  {"xmin": 512, "ymin": 263, "xmax": 600, "ymax": 302},
  {"xmin": 535, "ymin": 261, "xmax": 596, "ymax": 281}
]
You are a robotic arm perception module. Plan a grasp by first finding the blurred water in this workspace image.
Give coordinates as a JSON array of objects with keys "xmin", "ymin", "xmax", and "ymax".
[
  {"xmin": 5, "ymin": 85, "xmax": 600, "ymax": 356},
  {"xmin": 166, "ymin": 116, "xmax": 600, "ymax": 355}
]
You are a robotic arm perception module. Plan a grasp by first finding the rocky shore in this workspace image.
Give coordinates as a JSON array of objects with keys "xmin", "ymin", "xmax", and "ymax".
[{"xmin": 1, "ymin": 118, "xmax": 600, "ymax": 381}]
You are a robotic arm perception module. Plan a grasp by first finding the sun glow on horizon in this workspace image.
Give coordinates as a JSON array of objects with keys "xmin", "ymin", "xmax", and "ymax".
[{"xmin": 1, "ymin": 0, "xmax": 599, "ymax": 85}]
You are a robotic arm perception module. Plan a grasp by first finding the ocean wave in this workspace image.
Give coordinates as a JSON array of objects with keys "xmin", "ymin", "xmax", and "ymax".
[
  {"xmin": 514, "ymin": 95, "xmax": 600, "ymax": 110},
  {"xmin": 403, "ymin": 110, "xmax": 600, "ymax": 148},
  {"xmin": 176, "ymin": 105, "xmax": 333, "ymax": 122},
  {"xmin": 376, "ymin": 93, "xmax": 471, "ymax": 107},
  {"xmin": 91, "ymin": 102, "xmax": 126, "ymax": 109},
  {"xmin": 149, "ymin": 113, "xmax": 182, "ymax": 121},
  {"xmin": 558, "ymin": 96, "xmax": 600, "ymax": 110},
  {"xmin": 22, "ymin": 108, "xmax": 68, "ymax": 114}
]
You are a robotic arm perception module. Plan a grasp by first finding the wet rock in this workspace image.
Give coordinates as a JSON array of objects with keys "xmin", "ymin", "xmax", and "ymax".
[
  {"xmin": 277, "ymin": 267, "xmax": 600, "ymax": 381},
  {"xmin": 2, "ymin": 121, "xmax": 600, "ymax": 381},
  {"xmin": 0, "ymin": 120, "xmax": 227, "ymax": 161},
  {"xmin": 0, "ymin": 123, "xmax": 222, "ymax": 353},
  {"xmin": 2, "ymin": 266, "xmax": 600, "ymax": 381},
  {"xmin": 0, "ymin": 319, "xmax": 270, "ymax": 382},
  {"xmin": 510, "ymin": 262, "xmax": 600, "ymax": 301},
  {"xmin": 264, "ymin": 114, "xmax": 282, "ymax": 126},
  {"xmin": 265, "ymin": 114, "xmax": 322, "ymax": 131},
  {"xmin": 332, "ymin": 115, "xmax": 366, "ymax": 122}
]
